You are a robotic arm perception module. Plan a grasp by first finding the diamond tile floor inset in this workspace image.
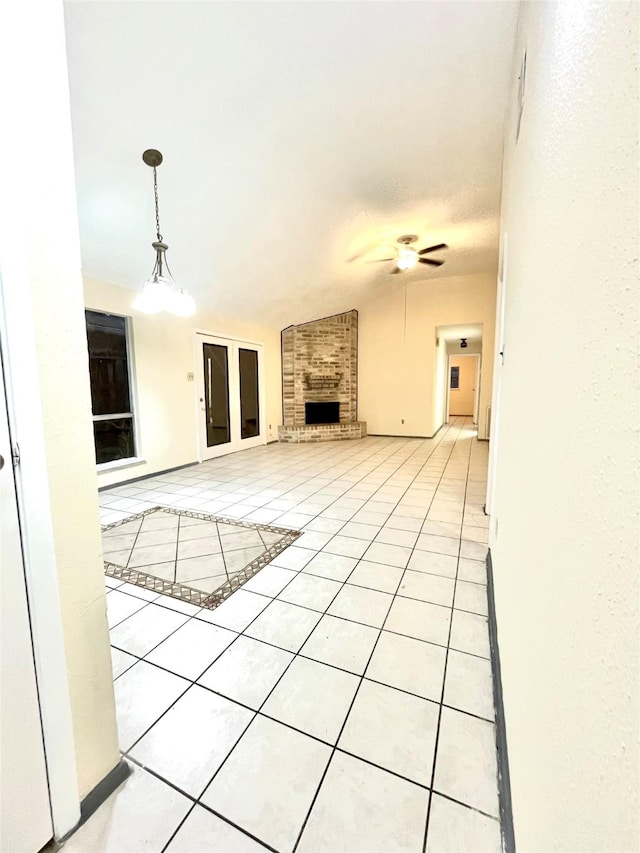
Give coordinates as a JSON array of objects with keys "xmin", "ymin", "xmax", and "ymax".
[{"xmin": 102, "ymin": 507, "xmax": 300, "ymax": 608}]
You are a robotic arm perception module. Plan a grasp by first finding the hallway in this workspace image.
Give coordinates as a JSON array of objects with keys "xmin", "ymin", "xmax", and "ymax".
[{"xmin": 65, "ymin": 419, "xmax": 499, "ymax": 852}]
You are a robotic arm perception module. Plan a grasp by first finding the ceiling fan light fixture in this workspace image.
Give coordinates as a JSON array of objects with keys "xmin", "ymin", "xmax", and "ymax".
[
  {"xmin": 396, "ymin": 247, "xmax": 418, "ymax": 271},
  {"xmin": 134, "ymin": 150, "xmax": 196, "ymax": 318}
]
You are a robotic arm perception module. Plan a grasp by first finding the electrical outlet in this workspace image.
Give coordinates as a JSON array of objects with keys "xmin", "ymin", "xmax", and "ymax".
[
  {"xmin": 401, "ymin": 419, "xmax": 405, "ymax": 424},
  {"xmin": 187, "ymin": 372, "xmax": 194, "ymax": 382}
]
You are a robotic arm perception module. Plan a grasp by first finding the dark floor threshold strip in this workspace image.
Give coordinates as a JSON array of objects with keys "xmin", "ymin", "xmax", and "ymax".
[
  {"xmin": 98, "ymin": 460, "xmax": 199, "ymax": 491},
  {"xmin": 486, "ymin": 549, "xmax": 516, "ymax": 853},
  {"xmin": 54, "ymin": 760, "xmax": 131, "ymax": 846}
]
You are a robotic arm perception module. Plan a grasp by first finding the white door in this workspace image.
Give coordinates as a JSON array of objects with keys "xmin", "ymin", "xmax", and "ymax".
[
  {"xmin": 1, "ymin": 352, "xmax": 53, "ymax": 853},
  {"xmin": 196, "ymin": 334, "xmax": 265, "ymax": 461}
]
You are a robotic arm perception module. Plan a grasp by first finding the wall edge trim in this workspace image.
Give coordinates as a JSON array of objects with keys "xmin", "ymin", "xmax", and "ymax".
[
  {"xmin": 486, "ymin": 548, "xmax": 516, "ymax": 853},
  {"xmin": 58, "ymin": 760, "xmax": 130, "ymax": 844},
  {"xmin": 97, "ymin": 461, "xmax": 199, "ymax": 491},
  {"xmin": 367, "ymin": 425, "xmax": 443, "ymax": 439}
]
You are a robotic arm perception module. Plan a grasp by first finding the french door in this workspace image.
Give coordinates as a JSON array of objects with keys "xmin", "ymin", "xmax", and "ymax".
[{"xmin": 196, "ymin": 333, "xmax": 265, "ymax": 460}]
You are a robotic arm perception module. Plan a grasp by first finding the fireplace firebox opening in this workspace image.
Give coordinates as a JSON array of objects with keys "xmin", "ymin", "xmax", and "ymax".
[{"xmin": 305, "ymin": 401, "xmax": 340, "ymax": 425}]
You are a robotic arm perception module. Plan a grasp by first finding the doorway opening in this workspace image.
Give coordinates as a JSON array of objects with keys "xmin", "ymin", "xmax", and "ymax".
[
  {"xmin": 435, "ymin": 324, "xmax": 483, "ymax": 428},
  {"xmin": 447, "ymin": 353, "xmax": 481, "ymax": 424}
]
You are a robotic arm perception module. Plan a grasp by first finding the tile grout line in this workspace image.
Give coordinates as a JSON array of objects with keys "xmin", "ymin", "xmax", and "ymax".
[
  {"xmin": 121, "ymin": 668, "xmax": 499, "ymax": 835},
  {"xmin": 290, "ymin": 419, "xmax": 467, "ymax": 853},
  {"xmin": 422, "ymin": 417, "xmax": 475, "ymax": 853},
  {"xmin": 121, "ymin": 750, "xmax": 280, "ymax": 853},
  {"xmin": 173, "ymin": 512, "xmax": 181, "ymax": 585},
  {"xmin": 166, "ymin": 435, "xmax": 403, "ymax": 520},
  {"xmin": 112, "ymin": 632, "xmax": 495, "ymax": 726},
  {"xmin": 112, "ymin": 580, "xmax": 491, "ymax": 661},
  {"xmin": 105, "ymin": 425, "xmax": 493, "ymax": 851},
  {"xmin": 184, "ymin": 424, "xmax": 461, "ymax": 852},
  {"xmin": 165, "ymin": 425, "xmax": 457, "ymax": 636},
  {"xmin": 269, "ymin": 431, "xmax": 452, "ymax": 546},
  {"xmin": 103, "ymin": 434, "xmax": 429, "ymax": 608},
  {"xmin": 112, "ymin": 436, "xmax": 386, "ymax": 510},
  {"xmin": 168, "ymin": 430, "xmax": 453, "ymax": 849},
  {"xmin": 119, "ymin": 582, "xmax": 289, "ymax": 758},
  {"xmin": 306, "ymin": 421, "xmax": 460, "ymax": 593},
  {"xmin": 213, "ymin": 517, "xmax": 230, "ymax": 586},
  {"xmin": 101, "ymin": 432, "xmax": 442, "ymax": 543},
  {"xmin": 154, "ymin": 570, "xmax": 343, "ymax": 853}
]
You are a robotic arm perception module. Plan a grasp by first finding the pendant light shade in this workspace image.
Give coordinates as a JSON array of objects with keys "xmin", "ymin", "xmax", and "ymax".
[{"xmin": 133, "ymin": 150, "xmax": 195, "ymax": 317}]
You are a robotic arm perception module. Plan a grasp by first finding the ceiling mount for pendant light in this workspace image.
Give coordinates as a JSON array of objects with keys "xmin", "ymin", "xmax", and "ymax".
[{"xmin": 132, "ymin": 149, "xmax": 195, "ymax": 317}]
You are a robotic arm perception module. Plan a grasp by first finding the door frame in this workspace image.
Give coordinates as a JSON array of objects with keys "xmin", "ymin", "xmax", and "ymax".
[
  {"xmin": 446, "ymin": 353, "xmax": 481, "ymax": 425},
  {"xmin": 1, "ymin": 340, "xmax": 54, "ymax": 852},
  {"xmin": 486, "ymin": 232, "xmax": 508, "ymax": 519},
  {"xmin": 0, "ymin": 278, "xmax": 80, "ymax": 840},
  {"xmin": 194, "ymin": 330, "xmax": 267, "ymax": 462}
]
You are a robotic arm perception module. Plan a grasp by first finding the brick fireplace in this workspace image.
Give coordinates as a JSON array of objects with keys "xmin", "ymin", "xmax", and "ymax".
[{"xmin": 278, "ymin": 310, "xmax": 367, "ymax": 443}]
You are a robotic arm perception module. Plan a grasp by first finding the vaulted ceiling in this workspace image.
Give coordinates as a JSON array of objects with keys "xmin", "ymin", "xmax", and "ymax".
[{"xmin": 63, "ymin": 1, "xmax": 518, "ymax": 327}]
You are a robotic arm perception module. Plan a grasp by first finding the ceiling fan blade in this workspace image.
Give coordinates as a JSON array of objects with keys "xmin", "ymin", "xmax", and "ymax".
[
  {"xmin": 389, "ymin": 266, "xmax": 403, "ymax": 274},
  {"xmin": 419, "ymin": 258, "xmax": 445, "ymax": 266},
  {"xmin": 417, "ymin": 243, "xmax": 448, "ymax": 255},
  {"xmin": 364, "ymin": 258, "xmax": 395, "ymax": 263}
]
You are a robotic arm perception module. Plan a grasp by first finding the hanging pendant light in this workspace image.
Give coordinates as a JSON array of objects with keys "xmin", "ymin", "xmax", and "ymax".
[{"xmin": 132, "ymin": 149, "xmax": 195, "ymax": 317}]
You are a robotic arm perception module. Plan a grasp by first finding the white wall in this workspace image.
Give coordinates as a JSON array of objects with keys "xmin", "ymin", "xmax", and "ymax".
[
  {"xmin": 358, "ymin": 272, "xmax": 496, "ymax": 438},
  {"xmin": 0, "ymin": 0, "xmax": 119, "ymax": 809},
  {"xmin": 84, "ymin": 278, "xmax": 282, "ymax": 488},
  {"xmin": 490, "ymin": 2, "xmax": 639, "ymax": 850}
]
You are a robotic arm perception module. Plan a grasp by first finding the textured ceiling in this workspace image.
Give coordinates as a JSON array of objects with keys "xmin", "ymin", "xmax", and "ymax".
[{"xmin": 64, "ymin": 1, "xmax": 518, "ymax": 327}]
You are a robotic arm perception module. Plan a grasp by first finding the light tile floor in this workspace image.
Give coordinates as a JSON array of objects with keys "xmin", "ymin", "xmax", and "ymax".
[{"xmin": 63, "ymin": 417, "xmax": 501, "ymax": 853}]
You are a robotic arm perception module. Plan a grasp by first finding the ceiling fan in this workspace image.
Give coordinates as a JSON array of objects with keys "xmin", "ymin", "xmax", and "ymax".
[{"xmin": 368, "ymin": 235, "xmax": 449, "ymax": 274}]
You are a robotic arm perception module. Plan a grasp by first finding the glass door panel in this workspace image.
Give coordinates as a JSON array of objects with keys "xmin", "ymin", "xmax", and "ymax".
[
  {"xmin": 197, "ymin": 334, "xmax": 265, "ymax": 461},
  {"xmin": 239, "ymin": 347, "xmax": 260, "ymax": 440},
  {"xmin": 202, "ymin": 342, "xmax": 230, "ymax": 447}
]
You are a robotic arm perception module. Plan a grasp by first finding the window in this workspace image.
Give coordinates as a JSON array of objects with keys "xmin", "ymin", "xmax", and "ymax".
[
  {"xmin": 85, "ymin": 310, "xmax": 136, "ymax": 464},
  {"xmin": 450, "ymin": 366, "xmax": 460, "ymax": 389}
]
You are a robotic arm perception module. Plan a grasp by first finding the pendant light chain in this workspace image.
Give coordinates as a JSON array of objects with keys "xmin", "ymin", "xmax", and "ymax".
[
  {"xmin": 153, "ymin": 166, "xmax": 163, "ymax": 242},
  {"xmin": 135, "ymin": 148, "xmax": 195, "ymax": 317}
]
